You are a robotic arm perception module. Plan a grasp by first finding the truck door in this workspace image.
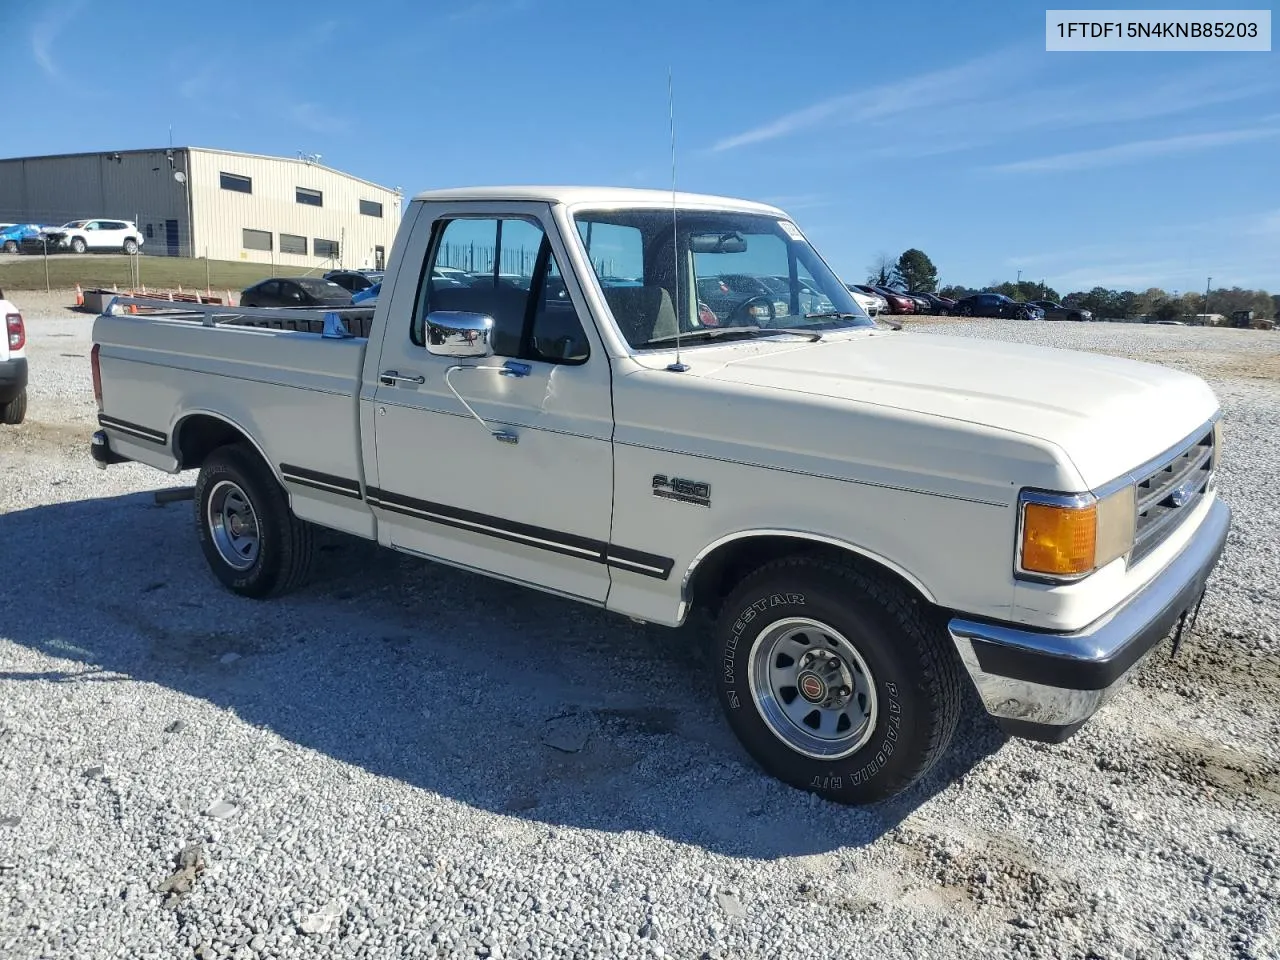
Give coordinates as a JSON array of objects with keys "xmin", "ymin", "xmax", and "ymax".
[{"xmin": 366, "ymin": 202, "xmax": 617, "ymax": 603}]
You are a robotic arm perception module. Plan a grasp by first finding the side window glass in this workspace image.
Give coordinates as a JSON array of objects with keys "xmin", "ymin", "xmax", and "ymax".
[
  {"xmin": 529, "ymin": 249, "xmax": 589, "ymax": 364},
  {"xmin": 413, "ymin": 216, "xmax": 589, "ymax": 365}
]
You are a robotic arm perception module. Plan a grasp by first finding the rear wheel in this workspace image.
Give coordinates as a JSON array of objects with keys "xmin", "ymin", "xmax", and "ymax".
[
  {"xmin": 0, "ymin": 389, "xmax": 26, "ymax": 425},
  {"xmin": 713, "ymin": 556, "xmax": 962, "ymax": 805},
  {"xmin": 194, "ymin": 442, "xmax": 314, "ymax": 598}
]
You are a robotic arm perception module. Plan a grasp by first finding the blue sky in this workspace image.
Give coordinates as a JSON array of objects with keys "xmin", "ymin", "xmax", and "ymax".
[{"xmin": 3, "ymin": 0, "xmax": 1277, "ymax": 294}]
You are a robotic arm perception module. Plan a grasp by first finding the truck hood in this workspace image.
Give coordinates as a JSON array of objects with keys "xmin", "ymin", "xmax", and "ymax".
[{"xmin": 698, "ymin": 330, "xmax": 1219, "ymax": 488}]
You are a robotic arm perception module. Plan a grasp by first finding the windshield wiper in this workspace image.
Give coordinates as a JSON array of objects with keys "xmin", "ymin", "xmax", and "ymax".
[
  {"xmin": 642, "ymin": 325, "xmax": 822, "ymax": 346},
  {"xmin": 803, "ymin": 311, "xmax": 862, "ymax": 321}
]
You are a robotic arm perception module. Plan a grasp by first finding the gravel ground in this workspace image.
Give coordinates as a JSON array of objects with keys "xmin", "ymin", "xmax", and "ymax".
[{"xmin": 2, "ymin": 294, "xmax": 1278, "ymax": 960}]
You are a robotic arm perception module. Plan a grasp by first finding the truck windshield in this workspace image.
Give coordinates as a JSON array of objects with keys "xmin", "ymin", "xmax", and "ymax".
[{"xmin": 572, "ymin": 208, "xmax": 873, "ymax": 350}]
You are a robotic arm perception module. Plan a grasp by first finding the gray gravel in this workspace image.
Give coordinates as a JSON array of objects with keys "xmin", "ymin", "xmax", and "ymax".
[{"xmin": 2, "ymin": 296, "xmax": 1278, "ymax": 959}]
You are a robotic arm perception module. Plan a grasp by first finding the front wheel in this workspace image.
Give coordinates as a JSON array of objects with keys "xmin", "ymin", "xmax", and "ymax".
[
  {"xmin": 70, "ymin": 237, "xmax": 87, "ymax": 254},
  {"xmin": 194, "ymin": 442, "xmax": 314, "ymax": 598},
  {"xmin": 2, "ymin": 241, "xmax": 17, "ymax": 254},
  {"xmin": 713, "ymin": 556, "xmax": 961, "ymax": 804},
  {"xmin": 123, "ymin": 238, "xmax": 139, "ymax": 255}
]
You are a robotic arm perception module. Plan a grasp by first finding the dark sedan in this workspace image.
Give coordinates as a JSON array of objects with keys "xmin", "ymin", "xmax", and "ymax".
[
  {"xmin": 911, "ymin": 292, "xmax": 955, "ymax": 315},
  {"xmin": 953, "ymin": 293, "xmax": 1044, "ymax": 320},
  {"xmin": 1030, "ymin": 300, "xmax": 1092, "ymax": 322},
  {"xmin": 240, "ymin": 277, "xmax": 354, "ymax": 308},
  {"xmin": 324, "ymin": 270, "xmax": 383, "ymax": 293}
]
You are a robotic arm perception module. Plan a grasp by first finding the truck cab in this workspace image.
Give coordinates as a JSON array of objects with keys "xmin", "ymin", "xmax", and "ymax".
[{"xmin": 88, "ymin": 186, "xmax": 1231, "ymax": 805}]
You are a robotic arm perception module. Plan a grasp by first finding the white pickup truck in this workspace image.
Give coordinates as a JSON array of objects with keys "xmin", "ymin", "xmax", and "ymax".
[{"xmin": 89, "ymin": 186, "xmax": 1231, "ymax": 804}]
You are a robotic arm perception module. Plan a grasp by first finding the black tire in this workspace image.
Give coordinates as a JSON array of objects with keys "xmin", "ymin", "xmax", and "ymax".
[
  {"xmin": 193, "ymin": 442, "xmax": 314, "ymax": 598},
  {"xmin": 0, "ymin": 389, "xmax": 26, "ymax": 425},
  {"xmin": 70, "ymin": 237, "xmax": 87, "ymax": 254},
  {"xmin": 713, "ymin": 556, "xmax": 962, "ymax": 805},
  {"xmin": 123, "ymin": 238, "xmax": 139, "ymax": 255},
  {"xmin": 2, "ymin": 241, "xmax": 17, "ymax": 254}
]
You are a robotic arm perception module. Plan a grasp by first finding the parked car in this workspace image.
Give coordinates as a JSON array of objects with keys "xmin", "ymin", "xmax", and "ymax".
[
  {"xmin": 759, "ymin": 275, "xmax": 838, "ymax": 316},
  {"xmin": 1030, "ymin": 300, "xmax": 1092, "ymax": 322},
  {"xmin": 911, "ymin": 292, "xmax": 954, "ymax": 315},
  {"xmin": 846, "ymin": 284, "xmax": 889, "ymax": 315},
  {"xmin": 351, "ymin": 282, "xmax": 381, "ymax": 304},
  {"xmin": 696, "ymin": 274, "xmax": 789, "ymax": 324},
  {"xmin": 239, "ymin": 277, "xmax": 353, "ymax": 308},
  {"xmin": 0, "ymin": 224, "xmax": 45, "ymax": 255},
  {"xmin": 865, "ymin": 284, "xmax": 916, "ymax": 315},
  {"xmin": 0, "ymin": 288, "xmax": 27, "ymax": 424},
  {"xmin": 953, "ymin": 293, "xmax": 1043, "ymax": 320},
  {"xmin": 324, "ymin": 270, "xmax": 383, "ymax": 293},
  {"xmin": 90, "ymin": 184, "xmax": 1231, "ymax": 808},
  {"xmin": 44, "ymin": 219, "xmax": 144, "ymax": 254}
]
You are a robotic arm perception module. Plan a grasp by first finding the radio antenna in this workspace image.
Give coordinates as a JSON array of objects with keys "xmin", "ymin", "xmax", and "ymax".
[{"xmin": 666, "ymin": 66, "xmax": 688, "ymax": 372}]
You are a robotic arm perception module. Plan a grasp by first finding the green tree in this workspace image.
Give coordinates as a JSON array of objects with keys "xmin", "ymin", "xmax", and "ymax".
[
  {"xmin": 982, "ymin": 279, "xmax": 1059, "ymax": 302},
  {"xmin": 1063, "ymin": 287, "xmax": 1133, "ymax": 320},
  {"xmin": 892, "ymin": 249, "xmax": 939, "ymax": 293}
]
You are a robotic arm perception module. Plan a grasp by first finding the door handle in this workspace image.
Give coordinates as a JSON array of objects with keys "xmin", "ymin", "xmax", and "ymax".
[{"xmin": 379, "ymin": 370, "xmax": 425, "ymax": 386}]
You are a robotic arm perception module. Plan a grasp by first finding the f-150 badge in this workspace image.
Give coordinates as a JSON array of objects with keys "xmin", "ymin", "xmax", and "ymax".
[{"xmin": 652, "ymin": 474, "xmax": 711, "ymax": 507}]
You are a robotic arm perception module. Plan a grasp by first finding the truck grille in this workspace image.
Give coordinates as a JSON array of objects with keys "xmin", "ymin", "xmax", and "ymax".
[{"xmin": 1129, "ymin": 426, "xmax": 1215, "ymax": 565}]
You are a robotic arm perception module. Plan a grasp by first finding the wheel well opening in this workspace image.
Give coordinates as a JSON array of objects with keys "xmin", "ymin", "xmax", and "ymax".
[
  {"xmin": 686, "ymin": 535, "xmax": 932, "ymax": 618},
  {"xmin": 176, "ymin": 415, "xmax": 250, "ymax": 471}
]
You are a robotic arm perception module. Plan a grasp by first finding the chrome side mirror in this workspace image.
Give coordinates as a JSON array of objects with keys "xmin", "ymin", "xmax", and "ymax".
[{"xmin": 424, "ymin": 310, "xmax": 495, "ymax": 358}]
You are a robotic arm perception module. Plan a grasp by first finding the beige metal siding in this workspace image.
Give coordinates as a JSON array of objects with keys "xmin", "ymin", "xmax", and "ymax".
[
  {"xmin": 0, "ymin": 150, "xmax": 189, "ymax": 254},
  {"xmin": 187, "ymin": 150, "xmax": 402, "ymax": 268}
]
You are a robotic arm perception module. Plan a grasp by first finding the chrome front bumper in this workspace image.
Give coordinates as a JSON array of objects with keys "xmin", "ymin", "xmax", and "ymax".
[{"xmin": 948, "ymin": 497, "xmax": 1231, "ymax": 742}]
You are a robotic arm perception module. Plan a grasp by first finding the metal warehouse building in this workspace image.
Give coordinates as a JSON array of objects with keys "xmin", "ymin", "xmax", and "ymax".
[{"xmin": 0, "ymin": 147, "xmax": 403, "ymax": 270}]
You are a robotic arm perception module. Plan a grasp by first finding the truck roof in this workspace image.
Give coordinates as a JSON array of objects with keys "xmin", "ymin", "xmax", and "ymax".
[{"xmin": 410, "ymin": 185, "xmax": 787, "ymax": 215}]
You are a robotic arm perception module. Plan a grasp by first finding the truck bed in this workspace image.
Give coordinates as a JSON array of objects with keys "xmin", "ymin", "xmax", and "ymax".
[{"xmin": 91, "ymin": 297, "xmax": 377, "ymax": 539}]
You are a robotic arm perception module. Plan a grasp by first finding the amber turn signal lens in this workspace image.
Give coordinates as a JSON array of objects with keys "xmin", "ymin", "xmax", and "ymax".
[{"xmin": 1021, "ymin": 502, "xmax": 1097, "ymax": 576}]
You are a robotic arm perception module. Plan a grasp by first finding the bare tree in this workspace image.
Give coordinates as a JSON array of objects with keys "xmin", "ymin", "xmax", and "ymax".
[{"xmin": 866, "ymin": 253, "xmax": 894, "ymax": 286}]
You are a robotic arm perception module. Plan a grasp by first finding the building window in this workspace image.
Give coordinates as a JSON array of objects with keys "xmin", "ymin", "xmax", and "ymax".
[
  {"xmin": 280, "ymin": 233, "xmax": 307, "ymax": 255},
  {"xmin": 242, "ymin": 228, "xmax": 273, "ymax": 251},
  {"xmin": 314, "ymin": 238, "xmax": 339, "ymax": 259},
  {"xmin": 296, "ymin": 187, "xmax": 323, "ymax": 207},
  {"xmin": 220, "ymin": 172, "xmax": 252, "ymax": 194},
  {"xmin": 145, "ymin": 224, "xmax": 154, "ymax": 239},
  {"xmin": 359, "ymin": 199, "xmax": 383, "ymax": 218}
]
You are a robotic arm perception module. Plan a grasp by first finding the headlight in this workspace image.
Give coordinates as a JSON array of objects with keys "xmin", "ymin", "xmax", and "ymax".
[{"xmin": 1016, "ymin": 486, "xmax": 1136, "ymax": 580}]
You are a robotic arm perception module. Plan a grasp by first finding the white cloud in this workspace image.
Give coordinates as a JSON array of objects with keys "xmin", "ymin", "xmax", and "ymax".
[
  {"xmin": 709, "ymin": 53, "xmax": 1279, "ymax": 163},
  {"xmin": 709, "ymin": 52, "xmax": 1021, "ymax": 152},
  {"xmin": 31, "ymin": 1, "xmax": 86, "ymax": 80},
  {"xmin": 988, "ymin": 126, "xmax": 1280, "ymax": 173}
]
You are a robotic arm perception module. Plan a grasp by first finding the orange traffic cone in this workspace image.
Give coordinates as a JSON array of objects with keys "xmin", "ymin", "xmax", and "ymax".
[{"xmin": 74, "ymin": 283, "xmax": 84, "ymax": 307}]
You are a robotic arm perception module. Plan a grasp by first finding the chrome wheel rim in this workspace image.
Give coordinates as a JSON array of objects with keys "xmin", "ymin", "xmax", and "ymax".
[
  {"xmin": 748, "ymin": 617, "xmax": 878, "ymax": 760},
  {"xmin": 207, "ymin": 480, "xmax": 260, "ymax": 571}
]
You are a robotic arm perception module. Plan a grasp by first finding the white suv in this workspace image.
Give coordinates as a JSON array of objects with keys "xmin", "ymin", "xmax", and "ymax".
[
  {"xmin": 0, "ymin": 289, "xmax": 28, "ymax": 424},
  {"xmin": 50, "ymin": 219, "xmax": 144, "ymax": 255}
]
